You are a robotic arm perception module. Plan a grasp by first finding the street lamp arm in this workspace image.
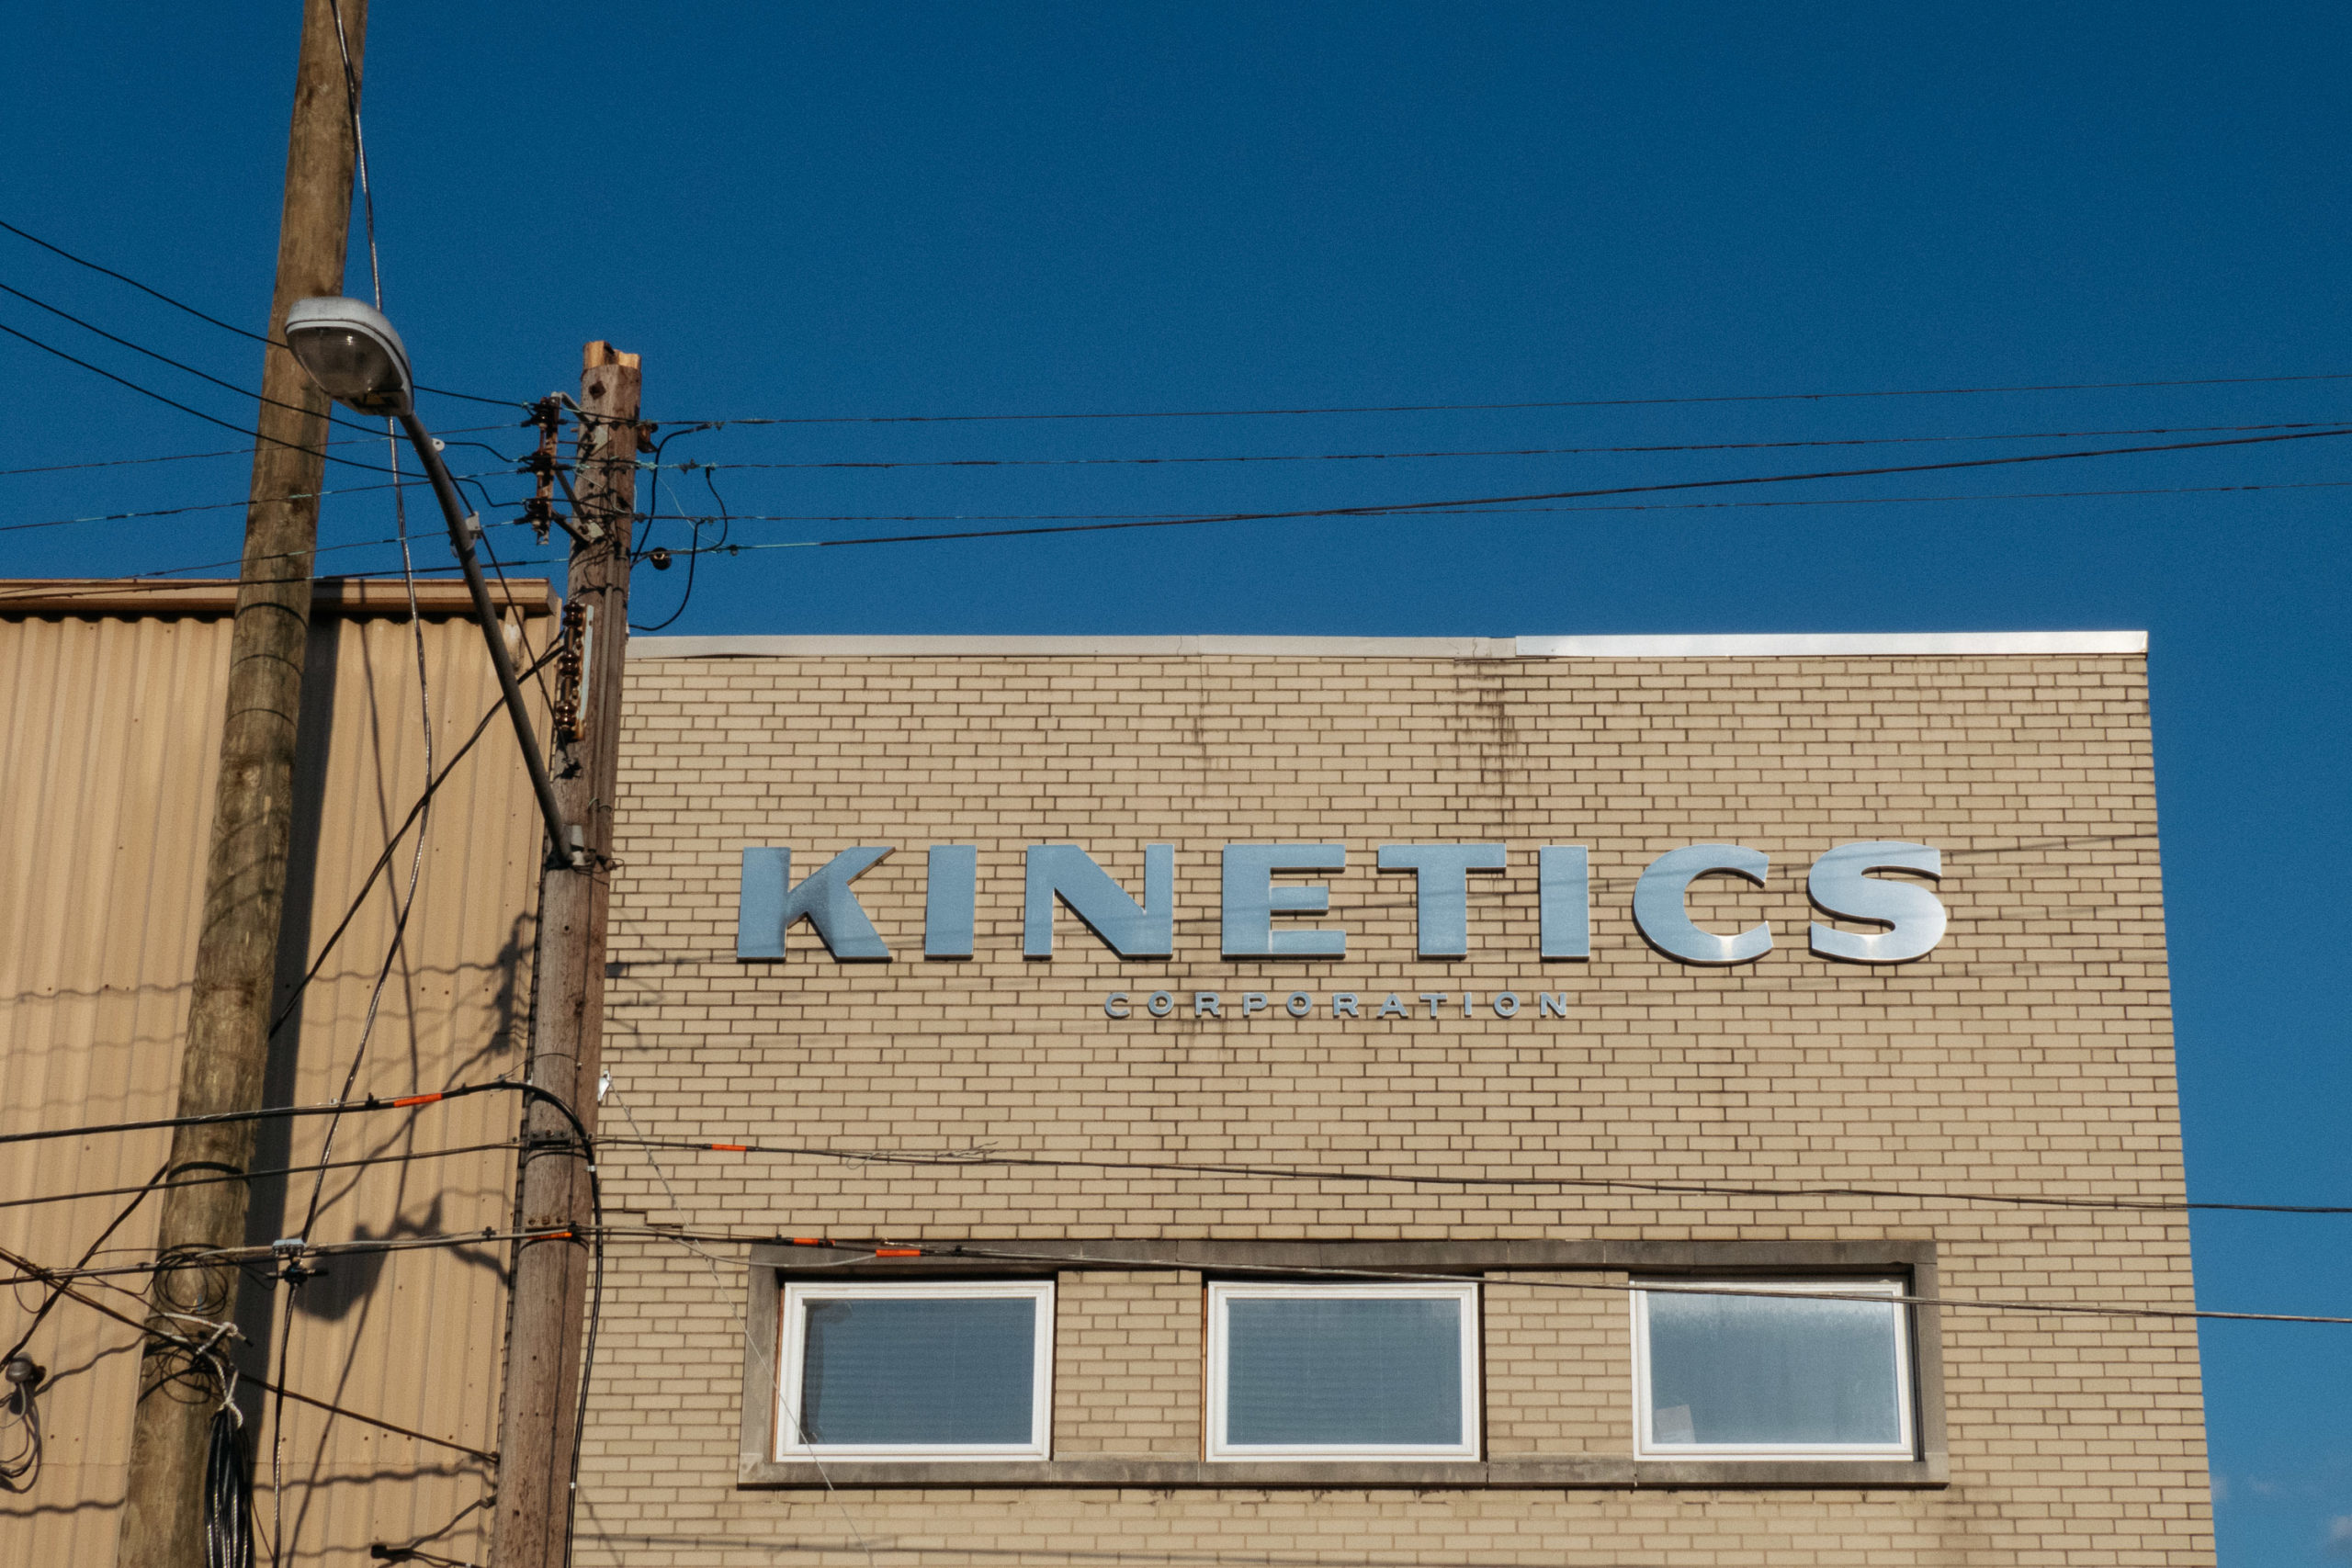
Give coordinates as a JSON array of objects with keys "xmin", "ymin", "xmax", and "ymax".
[{"xmin": 395, "ymin": 409, "xmax": 579, "ymax": 870}]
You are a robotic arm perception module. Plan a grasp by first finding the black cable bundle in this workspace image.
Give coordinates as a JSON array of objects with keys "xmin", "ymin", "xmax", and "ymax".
[
  {"xmin": 0, "ymin": 1363, "xmax": 40, "ymax": 1494},
  {"xmin": 203, "ymin": 1405, "xmax": 253, "ymax": 1568}
]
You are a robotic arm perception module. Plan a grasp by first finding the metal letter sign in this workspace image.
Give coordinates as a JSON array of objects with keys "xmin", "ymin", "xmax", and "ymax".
[
  {"xmin": 1807, "ymin": 840, "xmax": 1945, "ymax": 963},
  {"xmin": 924, "ymin": 844, "xmax": 978, "ymax": 958},
  {"xmin": 1632, "ymin": 844, "xmax": 1772, "ymax": 965},
  {"xmin": 1023, "ymin": 844, "xmax": 1174, "ymax": 958},
  {"xmin": 1221, "ymin": 844, "xmax": 1347, "ymax": 957},
  {"xmin": 1377, "ymin": 844, "xmax": 1507, "ymax": 957},
  {"xmin": 737, "ymin": 845, "xmax": 894, "ymax": 960},
  {"xmin": 735, "ymin": 839, "xmax": 1951, "ymax": 968},
  {"xmin": 1538, "ymin": 845, "xmax": 1590, "ymax": 960}
]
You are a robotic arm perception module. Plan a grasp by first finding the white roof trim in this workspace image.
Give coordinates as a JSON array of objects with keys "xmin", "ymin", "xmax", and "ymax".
[
  {"xmin": 1513, "ymin": 631, "xmax": 2146, "ymax": 658},
  {"xmin": 630, "ymin": 631, "xmax": 2144, "ymax": 660}
]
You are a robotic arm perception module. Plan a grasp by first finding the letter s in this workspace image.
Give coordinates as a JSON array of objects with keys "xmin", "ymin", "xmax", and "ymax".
[{"xmin": 1807, "ymin": 841, "xmax": 1946, "ymax": 964}]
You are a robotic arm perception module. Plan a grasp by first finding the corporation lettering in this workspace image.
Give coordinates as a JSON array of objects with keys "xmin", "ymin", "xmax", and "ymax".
[{"xmin": 735, "ymin": 840, "xmax": 1948, "ymax": 967}]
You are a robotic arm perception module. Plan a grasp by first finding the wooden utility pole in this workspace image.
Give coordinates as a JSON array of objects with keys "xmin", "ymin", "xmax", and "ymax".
[
  {"xmin": 117, "ymin": 4, "xmax": 366, "ymax": 1564},
  {"xmin": 492, "ymin": 344, "xmax": 641, "ymax": 1568}
]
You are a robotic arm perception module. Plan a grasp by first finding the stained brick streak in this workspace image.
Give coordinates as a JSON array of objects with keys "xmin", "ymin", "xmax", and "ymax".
[{"xmin": 589, "ymin": 652, "xmax": 2211, "ymax": 1565}]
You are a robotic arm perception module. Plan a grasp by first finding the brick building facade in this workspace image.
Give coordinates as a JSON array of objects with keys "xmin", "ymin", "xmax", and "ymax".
[{"xmin": 578, "ymin": 632, "xmax": 2211, "ymax": 1565}]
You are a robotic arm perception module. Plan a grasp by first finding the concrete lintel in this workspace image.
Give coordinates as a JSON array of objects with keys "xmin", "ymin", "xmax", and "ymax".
[{"xmin": 737, "ymin": 1456, "xmax": 1949, "ymax": 1491}]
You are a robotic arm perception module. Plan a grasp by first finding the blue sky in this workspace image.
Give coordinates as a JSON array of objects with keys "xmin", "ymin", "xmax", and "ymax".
[{"xmin": 4, "ymin": 5, "xmax": 2349, "ymax": 1560}]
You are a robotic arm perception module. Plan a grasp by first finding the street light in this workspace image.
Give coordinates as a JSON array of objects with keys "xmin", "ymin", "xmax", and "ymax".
[{"xmin": 285, "ymin": 296, "xmax": 578, "ymax": 867}]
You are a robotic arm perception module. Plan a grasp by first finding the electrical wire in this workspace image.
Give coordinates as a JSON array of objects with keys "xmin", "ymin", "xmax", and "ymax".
[
  {"xmin": 0, "ymin": 279, "xmax": 379, "ymax": 435},
  {"xmin": 263, "ymin": 676, "xmax": 533, "ymax": 1041},
  {"xmin": 636, "ymin": 423, "xmax": 2352, "ymax": 555},
  {"xmin": 0, "ymin": 425, "xmax": 535, "ymax": 480},
  {"xmin": 0, "ymin": 472, "xmax": 506, "ymax": 536},
  {"xmin": 2, "ymin": 1227, "xmax": 582, "ymax": 1290},
  {"xmin": 628, "ymin": 424, "xmax": 709, "ymax": 633},
  {"xmin": 0, "ymin": 317, "xmax": 401, "ymax": 474},
  {"xmin": 0, "ymin": 1141, "xmax": 524, "ymax": 1216},
  {"xmin": 0, "ymin": 1077, "xmax": 575, "ymax": 1153},
  {"xmin": 631, "ymin": 462, "xmax": 725, "ymax": 634},
  {"xmin": 1, "ymin": 1159, "xmax": 172, "ymax": 1370},
  {"xmin": 472, "ymin": 522, "xmax": 560, "ymax": 721},
  {"xmin": 0, "ymin": 518, "xmax": 556, "ymax": 606},
  {"xmin": 0, "ymin": 1238, "xmax": 501, "ymax": 1463},
  {"xmin": 0, "ymin": 1366, "xmax": 40, "ymax": 1495},
  {"xmin": 323, "ymin": 0, "xmax": 379, "ymax": 312},
  {"xmin": 915, "ymin": 1240, "xmax": 2351, "ymax": 1326},
  {"xmin": 293, "ymin": 424, "xmax": 437, "ymax": 1241},
  {"xmin": 588, "ymin": 472, "xmax": 2352, "ymax": 526},
  {"xmin": 0, "ymin": 215, "xmax": 516, "ymax": 409},
  {"xmin": 623, "ymin": 367, "xmax": 2352, "ymax": 429},
  {"xmin": 613, "ymin": 1230, "xmax": 2352, "ymax": 1327},
  {"xmin": 662, "ymin": 418, "xmax": 2349, "ymax": 473},
  {"xmin": 592, "ymin": 1136, "xmax": 2351, "ymax": 1215},
  {"xmin": 205, "ymin": 1400, "xmax": 254, "ymax": 1568}
]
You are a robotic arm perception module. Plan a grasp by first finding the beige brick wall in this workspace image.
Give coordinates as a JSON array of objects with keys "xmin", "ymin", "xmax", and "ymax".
[{"xmin": 583, "ymin": 651, "xmax": 2211, "ymax": 1565}]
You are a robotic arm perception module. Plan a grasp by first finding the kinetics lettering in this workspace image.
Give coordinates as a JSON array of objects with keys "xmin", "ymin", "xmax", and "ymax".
[
  {"xmin": 737, "ymin": 845, "xmax": 894, "ymax": 961},
  {"xmin": 1633, "ymin": 844, "xmax": 1772, "ymax": 966},
  {"xmin": 924, "ymin": 845, "xmax": 977, "ymax": 958},
  {"xmin": 1221, "ymin": 844, "xmax": 1347, "ymax": 957},
  {"xmin": 736, "ymin": 840, "xmax": 1951, "ymax": 966},
  {"xmin": 1377, "ymin": 844, "xmax": 1507, "ymax": 957},
  {"xmin": 1538, "ymin": 846, "xmax": 1590, "ymax": 960},
  {"xmin": 1807, "ymin": 841, "xmax": 1946, "ymax": 964},
  {"xmin": 1024, "ymin": 843, "xmax": 1173, "ymax": 958}
]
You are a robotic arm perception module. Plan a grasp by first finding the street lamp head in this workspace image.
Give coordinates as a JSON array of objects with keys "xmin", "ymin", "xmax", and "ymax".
[{"xmin": 284, "ymin": 296, "xmax": 413, "ymax": 415}]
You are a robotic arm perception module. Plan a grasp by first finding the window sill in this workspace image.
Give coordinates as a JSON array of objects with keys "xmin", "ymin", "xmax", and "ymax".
[{"xmin": 739, "ymin": 1455, "xmax": 1950, "ymax": 1490}]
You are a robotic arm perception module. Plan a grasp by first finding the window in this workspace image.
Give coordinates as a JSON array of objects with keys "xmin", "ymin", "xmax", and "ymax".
[
  {"xmin": 1205, "ymin": 1280, "xmax": 1479, "ymax": 1461},
  {"xmin": 776, "ymin": 1280, "xmax": 1054, "ymax": 1461},
  {"xmin": 1633, "ymin": 1279, "xmax": 1914, "ymax": 1460}
]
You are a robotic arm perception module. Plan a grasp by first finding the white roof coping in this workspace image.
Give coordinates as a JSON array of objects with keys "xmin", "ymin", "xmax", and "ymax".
[
  {"xmin": 630, "ymin": 631, "xmax": 2145, "ymax": 660},
  {"xmin": 1514, "ymin": 631, "xmax": 2146, "ymax": 658}
]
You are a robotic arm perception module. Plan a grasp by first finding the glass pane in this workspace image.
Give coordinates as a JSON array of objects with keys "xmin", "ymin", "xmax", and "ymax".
[
  {"xmin": 797, "ymin": 1296, "xmax": 1035, "ymax": 1444},
  {"xmin": 1645, "ymin": 1289, "xmax": 1904, "ymax": 1447},
  {"xmin": 1225, "ymin": 1295, "xmax": 1464, "ymax": 1447}
]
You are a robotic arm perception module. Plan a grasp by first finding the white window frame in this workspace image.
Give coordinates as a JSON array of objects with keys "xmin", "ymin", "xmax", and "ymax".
[
  {"xmin": 776, "ymin": 1278, "xmax": 1055, "ymax": 1461},
  {"xmin": 1631, "ymin": 1277, "xmax": 1915, "ymax": 1461},
  {"xmin": 1205, "ymin": 1280, "xmax": 1481, "ymax": 1461}
]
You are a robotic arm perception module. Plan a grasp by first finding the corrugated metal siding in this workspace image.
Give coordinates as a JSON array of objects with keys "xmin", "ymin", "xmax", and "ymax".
[{"xmin": 0, "ymin": 589, "xmax": 550, "ymax": 1565}]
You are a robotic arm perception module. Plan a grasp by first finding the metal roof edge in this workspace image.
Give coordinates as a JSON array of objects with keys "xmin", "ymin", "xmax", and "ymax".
[
  {"xmin": 1512, "ymin": 631, "xmax": 2147, "ymax": 658},
  {"xmin": 628, "ymin": 630, "xmax": 2146, "ymax": 660},
  {"xmin": 0, "ymin": 577, "xmax": 560, "ymax": 620}
]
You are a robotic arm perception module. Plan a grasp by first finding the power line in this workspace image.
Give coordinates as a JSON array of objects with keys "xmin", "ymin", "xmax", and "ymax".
[
  {"xmin": 592, "ymin": 1137, "xmax": 2349, "ymax": 1215},
  {"xmin": 265, "ymin": 667, "xmax": 549, "ymax": 1042},
  {"xmin": 0, "ymin": 279, "xmax": 378, "ymax": 435},
  {"xmin": 635, "ymin": 368, "xmax": 2352, "ymax": 429},
  {"xmin": 605, "ymin": 1230, "xmax": 2352, "ymax": 1327},
  {"xmin": 1, "ymin": 1158, "xmax": 169, "ymax": 1370},
  {"xmin": 0, "ymin": 215, "xmax": 517, "ymax": 409},
  {"xmin": 0, "ymin": 317, "xmax": 401, "ymax": 475},
  {"xmin": 0, "ymin": 1239, "xmax": 500, "ymax": 1463},
  {"xmin": 952, "ymin": 1239, "xmax": 2352, "ymax": 1326},
  {"xmin": 0, "ymin": 1077, "xmax": 582, "ymax": 1153},
  {"xmin": 0, "ymin": 1141, "xmax": 524, "ymax": 1215},
  {"xmin": 24, "ymin": 1224, "xmax": 2330, "ymax": 1327},
  {"xmin": 646, "ymin": 424, "xmax": 2352, "ymax": 553},
  {"xmin": 3, "ymin": 1225, "xmax": 582, "ymax": 1290},
  {"xmin": 0, "ymin": 426, "xmax": 523, "ymax": 480},
  {"xmin": 663, "ymin": 419, "xmax": 2347, "ymax": 474},
  {"xmin": 625, "ymin": 475, "xmax": 2352, "ymax": 531},
  {"xmin": 0, "ymin": 472, "xmax": 508, "ymax": 536}
]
